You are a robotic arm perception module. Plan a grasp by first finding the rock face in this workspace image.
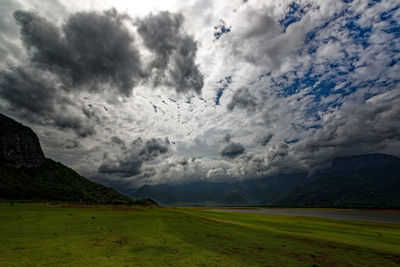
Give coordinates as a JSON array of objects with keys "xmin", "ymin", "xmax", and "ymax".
[{"xmin": 0, "ymin": 113, "xmax": 45, "ymax": 167}]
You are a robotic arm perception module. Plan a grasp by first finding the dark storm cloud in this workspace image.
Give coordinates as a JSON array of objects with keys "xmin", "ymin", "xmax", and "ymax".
[
  {"xmin": 13, "ymin": 11, "xmax": 66, "ymax": 68},
  {"xmin": 227, "ymin": 87, "xmax": 257, "ymax": 111},
  {"xmin": 0, "ymin": 66, "xmax": 95, "ymax": 137},
  {"xmin": 223, "ymin": 133, "xmax": 232, "ymax": 143},
  {"xmin": 232, "ymin": 141, "xmax": 307, "ymax": 178},
  {"xmin": 98, "ymin": 138, "xmax": 169, "ymax": 177},
  {"xmin": 98, "ymin": 154, "xmax": 143, "ymax": 177},
  {"xmin": 267, "ymin": 142, "xmax": 289, "ymax": 162},
  {"xmin": 259, "ymin": 133, "xmax": 273, "ymax": 146},
  {"xmin": 0, "ymin": 66, "xmax": 59, "ymax": 117},
  {"xmin": 62, "ymin": 138, "xmax": 80, "ymax": 149},
  {"xmin": 14, "ymin": 9, "xmax": 143, "ymax": 96},
  {"xmin": 137, "ymin": 12, "xmax": 183, "ymax": 70},
  {"xmin": 137, "ymin": 11, "xmax": 204, "ymax": 94},
  {"xmin": 111, "ymin": 136, "xmax": 125, "ymax": 146},
  {"xmin": 220, "ymin": 142, "xmax": 245, "ymax": 158},
  {"xmin": 141, "ymin": 138, "xmax": 168, "ymax": 157},
  {"xmin": 0, "ymin": 9, "xmax": 143, "ymax": 136},
  {"xmin": 1, "ymin": 8, "xmax": 204, "ymax": 138},
  {"xmin": 63, "ymin": 9, "xmax": 144, "ymax": 95}
]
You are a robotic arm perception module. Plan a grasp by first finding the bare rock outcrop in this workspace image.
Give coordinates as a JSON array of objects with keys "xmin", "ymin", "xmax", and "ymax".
[{"xmin": 0, "ymin": 113, "xmax": 45, "ymax": 167}]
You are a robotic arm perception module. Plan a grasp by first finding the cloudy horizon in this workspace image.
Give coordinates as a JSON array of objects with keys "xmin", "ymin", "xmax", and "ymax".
[{"xmin": 1, "ymin": 0, "xmax": 399, "ymax": 190}]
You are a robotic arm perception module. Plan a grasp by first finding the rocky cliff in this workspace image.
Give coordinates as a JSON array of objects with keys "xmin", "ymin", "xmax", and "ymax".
[
  {"xmin": 0, "ymin": 112, "xmax": 137, "ymax": 204},
  {"xmin": 0, "ymin": 113, "xmax": 45, "ymax": 167}
]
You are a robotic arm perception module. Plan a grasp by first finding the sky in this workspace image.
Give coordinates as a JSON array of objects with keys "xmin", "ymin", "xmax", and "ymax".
[{"xmin": 0, "ymin": 0, "xmax": 399, "ymax": 190}]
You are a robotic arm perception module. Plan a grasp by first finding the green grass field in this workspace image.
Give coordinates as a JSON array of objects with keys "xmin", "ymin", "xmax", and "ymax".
[{"xmin": 0, "ymin": 204, "xmax": 399, "ymax": 266}]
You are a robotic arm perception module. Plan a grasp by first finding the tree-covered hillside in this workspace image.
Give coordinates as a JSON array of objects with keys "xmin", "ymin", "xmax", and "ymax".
[{"xmin": 0, "ymin": 158, "xmax": 133, "ymax": 204}]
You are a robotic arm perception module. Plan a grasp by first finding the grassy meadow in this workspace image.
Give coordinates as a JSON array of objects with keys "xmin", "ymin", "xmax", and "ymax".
[{"xmin": 0, "ymin": 203, "xmax": 399, "ymax": 266}]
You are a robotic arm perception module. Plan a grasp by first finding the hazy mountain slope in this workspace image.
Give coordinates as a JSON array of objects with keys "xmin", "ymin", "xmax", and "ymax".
[
  {"xmin": 133, "ymin": 181, "xmax": 248, "ymax": 205},
  {"xmin": 273, "ymin": 154, "xmax": 400, "ymax": 208},
  {"xmin": 133, "ymin": 154, "xmax": 400, "ymax": 207},
  {"xmin": 133, "ymin": 181, "xmax": 247, "ymax": 204},
  {"xmin": 133, "ymin": 173, "xmax": 309, "ymax": 206},
  {"xmin": 238, "ymin": 173, "xmax": 309, "ymax": 204}
]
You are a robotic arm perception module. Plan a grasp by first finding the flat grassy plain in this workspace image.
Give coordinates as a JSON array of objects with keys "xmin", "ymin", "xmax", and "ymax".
[{"xmin": 0, "ymin": 204, "xmax": 399, "ymax": 266}]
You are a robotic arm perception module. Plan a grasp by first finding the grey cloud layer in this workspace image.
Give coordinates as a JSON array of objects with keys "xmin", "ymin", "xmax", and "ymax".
[
  {"xmin": 138, "ymin": 11, "xmax": 204, "ymax": 94},
  {"xmin": 227, "ymin": 87, "xmax": 258, "ymax": 111},
  {"xmin": 0, "ymin": 66, "xmax": 96, "ymax": 136},
  {"xmin": 297, "ymin": 89, "xmax": 400, "ymax": 169},
  {"xmin": 99, "ymin": 138, "xmax": 169, "ymax": 177},
  {"xmin": 219, "ymin": 1, "xmax": 400, "ymax": 173},
  {"xmin": 1, "ymin": 0, "xmax": 399, "ymax": 189},
  {"xmin": 14, "ymin": 9, "xmax": 143, "ymax": 96},
  {"xmin": 0, "ymin": 8, "xmax": 203, "ymax": 137},
  {"xmin": 220, "ymin": 142, "xmax": 245, "ymax": 158}
]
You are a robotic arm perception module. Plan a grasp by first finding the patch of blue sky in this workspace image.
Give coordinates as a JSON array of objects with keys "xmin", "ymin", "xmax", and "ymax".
[
  {"xmin": 367, "ymin": 0, "xmax": 382, "ymax": 8},
  {"xmin": 314, "ymin": 80, "xmax": 337, "ymax": 98},
  {"xmin": 381, "ymin": 6, "xmax": 400, "ymax": 38},
  {"xmin": 215, "ymin": 76, "xmax": 232, "ymax": 105},
  {"xmin": 214, "ymin": 20, "xmax": 231, "ymax": 40},
  {"xmin": 344, "ymin": 20, "xmax": 371, "ymax": 48},
  {"xmin": 301, "ymin": 123, "xmax": 323, "ymax": 131},
  {"xmin": 275, "ymin": 70, "xmax": 319, "ymax": 97},
  {"xmin": 380, "ymin": 5, "xmax": 400, "ymax": 21},
  {"xmin": 285, "ymin": 138, "xmax": 299, "ymax": 144},
  {"xmin": 303, "ymin": 97, "xmax": 340, "ymax": 123},
  {"xmin": 215, "ymin": 87, "xmax": 225, "ymax": 105},
  {"xmin": 388, "ymin": 53, "xmax": 400, "ymax": 66},
  {"xmin": 272, "ymin": 64, "xmax": 339, "ymax": 98},
  {"xmin": 281, "ymin": 4, "xmax": 398, "ymax": 97},
  {"xmin": 279, "ymin": 2, "xmax": 310, "ymax": 31},
  {"xmin": 256, "ymin": 0, "xmax": 399, "ymax": 130},
  {"xmin": 304, "ymin": 10, "xmax": 345, "ymax": 43}
]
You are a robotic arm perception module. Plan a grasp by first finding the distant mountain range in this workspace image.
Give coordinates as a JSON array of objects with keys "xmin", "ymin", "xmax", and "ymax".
[
  {"xmin": 0, "ymin": 113, "xmax": 144, "ymax": 204},
  {"xmin": 133, "ymin": 154, "xmax": 400, "ymax": 208},
  {"xmin": 273, "ymin": 153, "xmax": 400, "ymax": 208},
  {"xmin": 132, "ymin": 173, "xmax": 309, "ymax": 206},
  {"xmin": 2, "ymin": 113, "xmax": 399, "ymax": 208}
]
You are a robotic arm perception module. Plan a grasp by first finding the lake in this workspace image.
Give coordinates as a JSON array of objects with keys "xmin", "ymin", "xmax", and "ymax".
[{"xmin": 213, "ymin": 208, "xmax": 400, "ymax": 224}]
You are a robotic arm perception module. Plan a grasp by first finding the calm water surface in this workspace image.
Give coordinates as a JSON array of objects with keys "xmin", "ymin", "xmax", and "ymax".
[{"xmin": 213, "ymin": 208, "xmax": 400, "ymax": 224}]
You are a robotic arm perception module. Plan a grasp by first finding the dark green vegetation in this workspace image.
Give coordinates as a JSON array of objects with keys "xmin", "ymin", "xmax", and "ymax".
[
  {"xmin": 134, "ymin": 154, "xmax": 400, "ymax": 208},
  {"xmin": 0, "ymin": 159, "xmax": 134, "ymax": 204},
  {"xmin": 0, "ymin": 204, "xmax": 399, "ymax": 266},
  {"xmin": 274, "ymin": 154, "xmax": 400, "ymax": 208}
]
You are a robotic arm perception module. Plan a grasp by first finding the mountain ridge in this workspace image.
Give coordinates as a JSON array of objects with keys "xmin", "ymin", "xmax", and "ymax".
[
  {"xmin": 273, "ymin": 153, "xmax": 400, "ymax": 208},
  {"xmin": 132, "ymin": 173, "xmax": 310, "ymax": 206},
  {"xmin": 132, "ymin": 153, "xmax": 400, "ymax": 207},
  {"xmin": 0, "ymin": 113, "xmax": 137, "ymax": 204}
]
